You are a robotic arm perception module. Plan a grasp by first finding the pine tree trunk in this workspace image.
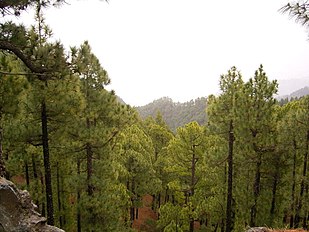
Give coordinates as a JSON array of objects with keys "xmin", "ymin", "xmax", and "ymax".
[
  {"xmin": 86, "ymin": 117, "xmax": 94, "ymax": 197},
  {"xmin": 164, "ymin": 187, "xmax": 169, "ymax": 203},
  {"xmin": 189, "ymin": 148, "xmax": 197, "ymax": 232},
  {"xmin": 56, "ymin": 162, "xmax": 63, "ymax": 227},
  {"xmin": 40, "ymin": 173, "xmax": 46, "ymax": 217},
  {"xmin": 41, "ymin": 100, "xmax": 54, "ymax": 225},
  {"xmin": 77, "ymin": 159, "xmax": 81, "ymax": 232},
  {"xmin": 270, "ymin": 170, "xmax": 279, "ymax": 221},
  {"xmin": 152, "ymin": 194, "xmax": 155, "ymax": 210},
  {"xmin": 294, "ymin": 130, "xmax": 309, "ymax": 227},
  {"xmin": 302, "ymin": 182, "xmax": 308, "ymax": 229},
  {"xmin": 250, "ymin": 151, "xmax": 262, "ymax": 227},
  {"xmin": 190, "ymin": 221, "xmax": 194, "ymax": 232},
  {"xmin": 86, "ymin": 142, "xmax": 94, "ymax": 196},
  {"xmin": 0, "ymin": 122, "xmax": 6, "ymax": 177},
  {"xmin": 226, "ymin": 121, "xmax": 234, "ymax": 232},
  {"xmin": 135, "ymin": 208, "xmax": 139, "ymax": 219},
  {"xmin": 32, "ymin": 154, "xmax": 39, "ymax": 207},
  {"xmin": 25, "ymin": 160, "xmax": 30, "ymax": 188},
  {"xmin": 130, "ymin": 179, "xmax": 135, "ymax": 226},
  {"xmin": 290, "ymin": 140, "xmax": 297, "ymax": 228}
]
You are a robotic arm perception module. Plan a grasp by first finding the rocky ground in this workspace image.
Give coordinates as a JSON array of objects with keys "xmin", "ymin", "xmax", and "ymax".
[{"xmin": 0, "ymin": 177, "xmax": 63, "ymax": 232}]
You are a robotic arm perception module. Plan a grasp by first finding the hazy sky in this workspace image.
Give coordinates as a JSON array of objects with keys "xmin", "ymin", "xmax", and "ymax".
[{"xmin": 18, "ymin": 0, "xmax": 309, "ymax": 106}]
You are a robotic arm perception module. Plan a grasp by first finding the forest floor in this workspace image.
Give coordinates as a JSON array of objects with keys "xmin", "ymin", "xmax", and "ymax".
[{"xmin": 132, "ymin": 195, "xmax": 308, "ymax": 232}]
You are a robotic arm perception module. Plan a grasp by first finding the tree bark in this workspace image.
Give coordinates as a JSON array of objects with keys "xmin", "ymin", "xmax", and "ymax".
[
  {"xmin": 25, "ymin": 160, "xmax": 30, "ymax": 188},
  {"xmin": 86, "ymin": 142, "xmax": 94, "ymax": 196},
  {"xmin": 189, "ymin": 145, "xmax": 198, "ymax": 232},
  {"xmin": 226, "ymin": 120, "xmax": 234, "ymax": 232},
  {"xmin": 250, "ymin": 151, "xmax": 262, "ymax": 227},
  {"xmin": 0, "ymin": 119, "xmax": 6, "ymax": 177},
  {"xmin": 77, "ymin": 158, "xmax": 81, "ymax": 232},
  {"xmin": 56, "ymin": 162, "xmax": 63, "ymax": 227},
  {"xmin": 40, "ymin": 173, "xmax": 46, "ymax": 217},
  {"xmin": 270, "ymin": 170, "xmax": 279, "ymax": 220},
  {"xmin": 294, "ymin": 130, "xmax": 309, "ymax": 227},
  {"xmin": 290, "ymin": 140, "xmax": 297, "ymax": 228},
  {"xmin": 0, "ymin": 40, "xmax": 49, "ymax": 78},
  {"xmin": 41, "ymin": 100, "xmax": 54, "ymax": 225}
]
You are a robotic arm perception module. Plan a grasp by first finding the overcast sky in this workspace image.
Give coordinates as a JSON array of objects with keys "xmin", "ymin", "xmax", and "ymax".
[{"xmin": 19, "ymin": 0, "xmax": 309, "ymax": 106}]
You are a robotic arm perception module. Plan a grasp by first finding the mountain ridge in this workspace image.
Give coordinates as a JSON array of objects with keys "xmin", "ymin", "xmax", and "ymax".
[{"xmin": 135, "ymin": 84, "xmax": 309, "ymax": 131}]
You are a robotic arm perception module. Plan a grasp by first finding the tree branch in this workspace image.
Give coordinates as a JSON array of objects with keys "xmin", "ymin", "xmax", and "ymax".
[
  {"xmin": 0, "ymin": 40, "xmax": 48, "ymax": 74},
  {"xmin": 0, "ymin": 70, "xmax": 45, "ymax": 76}
]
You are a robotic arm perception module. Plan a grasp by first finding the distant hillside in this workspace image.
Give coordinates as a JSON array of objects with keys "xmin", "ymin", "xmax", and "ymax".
[
  {"xmin": 136, "ymin": 97, "xmax": 207, "ymax": 132},
  {"xmin": 277, "ymin": 77, "xmax": 309, "ymax": 96},
  {"xmin": 135, "ymin": 80, "xmax": 309, "ymax": 131},
  {"xmin": 290, "ymin": 86, "xmax": 309, "ymax": 98},
  {"xmin": 276, "ymin": 86, "xmax": 309, "ymax": 101}
]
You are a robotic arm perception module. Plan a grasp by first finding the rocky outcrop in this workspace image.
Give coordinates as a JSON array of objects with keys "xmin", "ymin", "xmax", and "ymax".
[{"xmin": 0, "ymin": 177, "xmax": 64, "ymax": 232}]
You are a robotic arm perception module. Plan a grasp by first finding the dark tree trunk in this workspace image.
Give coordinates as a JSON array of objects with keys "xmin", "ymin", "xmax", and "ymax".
[
  {"xmin": 250, "ymin": 151, "xmax": 262, "ymax": 227},
  {"xmin": 86, "ymin": 142, "xmax": 94, "ymax": 196},
  {"xmin": 40, "ymin": 173, "xmax": 46, "ymax": 217},
  {"xmin": 290, "ymin": 140, "xmax": 297, "ymax": 228},
  {"xmin": 0, "ymin": 123, "xmax": 6, "ymax": 177},
  {"xmin": 164, "ymin": 187, "xmax": 169, "ymax": 203},
  {"xmin": 25, "ymin": 160, "xmax": 30, "ymax": 188},
  {"xmin": 152, "ymin": 194, "xmax": 155, "ymax": 210},
  {"xmin": 77, "ymin": 159, "xmax": 81, "ymax": 232},
  {"xmin": 32, "ymin": 154, "xmax": 38, "ymax": 179},
  {"xmin": 135, "ymin": 208, "xmax": 139, "ymax": 219},
  {"xmin": 56, "ymin": 162, "xmax": 63, "ymax": 227},
  {"xmin": 157, "ymin": 193, "xmax": 161, "ymax": 208},
  {"xmin": 32, "ymin": 154, "xmax": 39, "ymax": 206},
  {"xmin": 86, "ymin": 117, "xmax": 94, "ymax": 197},
  {"xmin": 270, "ymin": 170, "xmax": 279, "ymax": 219},
  {"xmin": 189, "ymin": 146, "xmax": 197, "ymax": 232},
  {"xmin": 189, "ymin": 220, "xmax": 194, "ymax": 232},
  {"xmin": 41, "ymin": 100, "xmax": 54, "ymax": 225},
  {"xmin": 302, "ymin": 181, "xmax": 308, "ymax": 229},
  {"xmin": 130, "ymin": 179, "xmax": 135, "ymax": 226},
  {"xmin": 295, "ymin": 130, "xmax": 309, "ymax": 228},
  {"xmin": 226, "ymin": 121, "xmax": 234, "ymax": 232}
]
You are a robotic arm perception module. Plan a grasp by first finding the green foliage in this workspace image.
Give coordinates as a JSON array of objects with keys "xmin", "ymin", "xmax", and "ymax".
[{"xmin": 158, "ymin": 202, "xmax": 191, "ymax": 232}]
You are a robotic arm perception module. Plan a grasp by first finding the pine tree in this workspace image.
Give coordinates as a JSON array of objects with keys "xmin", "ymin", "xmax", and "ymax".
[
  {"xmin": 240, "ymin": 65, "xmax": 278, "ymax": 227},
  {"xmin": 207, "ymin": 66, "xmax": 244, "ymax": 232},
  {"xmin": 165, "ymin": 121, "xmax": 207, "ymax": 232}
]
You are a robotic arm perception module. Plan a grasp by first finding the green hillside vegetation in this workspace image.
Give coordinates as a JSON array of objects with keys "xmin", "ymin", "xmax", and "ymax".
[
  {"xmin": 0, "ymin": 1, "xmax": 308, "ymax": 232},
  {"xmin": 136, "ymin": 97, "xmax": 207, "ymax": 132}
]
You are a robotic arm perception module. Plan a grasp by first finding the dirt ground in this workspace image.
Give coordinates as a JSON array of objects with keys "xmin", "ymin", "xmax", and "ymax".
[{"xmin": 132, "ymin": 195, "xmax": 157, "ymax": 231}]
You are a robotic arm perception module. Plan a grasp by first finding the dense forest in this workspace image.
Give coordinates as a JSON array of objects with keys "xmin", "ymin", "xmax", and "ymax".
[{"xmin": 0, "ymin": 1, "xmax": 308, "ymax": 232}]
